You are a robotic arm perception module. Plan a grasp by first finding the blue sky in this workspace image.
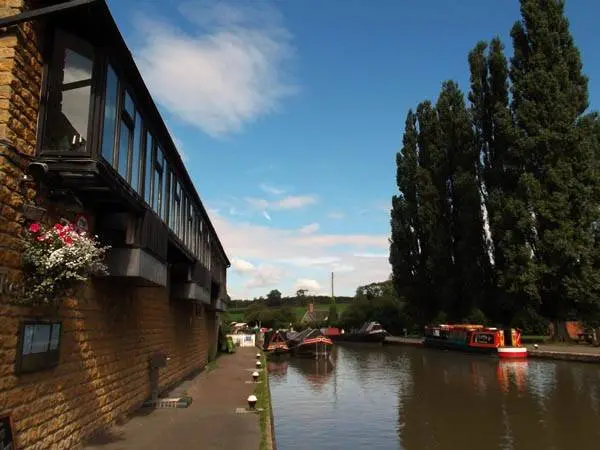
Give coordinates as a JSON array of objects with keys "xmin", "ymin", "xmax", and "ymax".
[{"xmin": 105, "ymin": 0, "xmax": 600, "ymax": 299}]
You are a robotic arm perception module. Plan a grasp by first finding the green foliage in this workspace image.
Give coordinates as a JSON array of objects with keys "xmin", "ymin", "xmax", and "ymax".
[
  {"xmin": 327, "ymin": 304, "xmax": 339, "ymax": 326},
  {"xmin": 339, "ymin": 280, "xmax": 409, "ymax": 334},
  {"xmin": 390, "ymin": 0, "xmax": 600, "ymax": 333}
]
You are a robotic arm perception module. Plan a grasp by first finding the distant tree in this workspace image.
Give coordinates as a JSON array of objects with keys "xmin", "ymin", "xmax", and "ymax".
[
  {"xmin": 265, "ymin": 289, "xmax": 282, "ymax": 307},
  {"xmin": 327, "ymin": 304, "xmax": 339, "ymax": 326}
]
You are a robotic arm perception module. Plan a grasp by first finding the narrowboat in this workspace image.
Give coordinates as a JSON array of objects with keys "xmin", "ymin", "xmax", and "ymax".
[
  {"xmin": 287, "ymin": 328, "xmax": 333, "ymax": 359},
  {"xmin": 423, "ymin": 324, "xmax": 527, "ymax": 359},
  {"xmin": 328, "ymin": 322, "xmax": 388, "ymax": 343},
  {"xmin": 264, "ymin": 330, "xmax": 289, "ymax": 356}
]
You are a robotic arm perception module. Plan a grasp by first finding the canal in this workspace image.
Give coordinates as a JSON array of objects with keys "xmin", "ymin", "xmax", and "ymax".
[{"xmin": 268, "ymin": 345, "xmax": 600, "ymax": 450}]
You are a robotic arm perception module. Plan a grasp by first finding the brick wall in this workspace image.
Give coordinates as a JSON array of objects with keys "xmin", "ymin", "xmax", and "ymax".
[
  {"xmin": 0, "ymin": 288, "xmax": 212, "ymax": 449},
  {"xmin": 0, "ymin": 2, "xmax": 218, "ymax": 449}
]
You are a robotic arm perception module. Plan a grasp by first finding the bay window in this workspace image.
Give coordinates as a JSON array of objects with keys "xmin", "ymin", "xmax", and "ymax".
[{"xmin": 43, "ymin": 30, "xmax": 95, "ymax": 154}]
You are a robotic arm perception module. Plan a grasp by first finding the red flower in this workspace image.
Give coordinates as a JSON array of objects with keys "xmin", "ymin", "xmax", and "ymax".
[
  {"xmin": 29, "ymin": 223, "xmax": 40, "ymax": 233},
  {"xmin": 54, "ymin": 223, "xmax": 64, "ymax": 232},
  {"xmin": 63, "ymin": 236, "xmax": 74, "ymax": 246}
]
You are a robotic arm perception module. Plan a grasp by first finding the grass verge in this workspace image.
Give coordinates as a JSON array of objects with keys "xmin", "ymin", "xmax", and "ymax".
[{"xmin": 254, "ymin": 352, "xmax": 274, "ymax": 450}]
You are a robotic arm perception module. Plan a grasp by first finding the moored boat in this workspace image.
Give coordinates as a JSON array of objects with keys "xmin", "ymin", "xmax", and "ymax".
[
  {"xmin": 264, "ymin": 330, "xmax": 290, "ymax": 356},
  {"xmin": 424, "ymin": 324, "xmax": 527, "ymax": 359},
  {"xmin": 287, "ymin": 328, "xmax": 333, "ymax": 359},
  {"xmin": 327, "ymin": 321, "xmax": 388, "ymax": 343}
]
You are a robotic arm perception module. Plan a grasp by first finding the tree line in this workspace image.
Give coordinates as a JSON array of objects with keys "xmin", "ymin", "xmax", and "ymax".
[
  {"xmin": 229, "ymin": 288, "xmax": 353, "ymax": 310},
  {"xmin": 390, "ymin": 0, "xmax": 600, "ymax": 338}
]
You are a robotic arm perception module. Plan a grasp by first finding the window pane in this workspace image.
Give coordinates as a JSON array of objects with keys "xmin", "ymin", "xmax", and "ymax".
[
  {"xmin": 124, "ymin": 91, "xmax": 135, "ymax": 118},
  {"xmin": 153, "ymin": 169, "xmax": 162, "ymax": 213},
  {"xmin": 30, "ymin": 324, "xmax": 51, "ymax": 354},
  {"xmin": 117, "ymin": 120, "xmax": 131, "ymax": 180},
  {"xmin": 144, "ymin": 133, "xmax": 153, "ymax": 205},
  {"xmin": 162, "ymin": 161, "xmax": 169, "ymax": 222},
  {"xmin": 44, "ymin": 41, "xmax": 94, "ymax": 153},
  {"xmin": 101, "ymin": 65, "xmax": 119, "ymax": 164},
  {"xmin": 132, "ymin": 113, "xmax": 143, "ymax": 193}
]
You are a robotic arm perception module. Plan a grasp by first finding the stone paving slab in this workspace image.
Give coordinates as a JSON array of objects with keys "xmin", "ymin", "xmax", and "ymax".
[{"xmin": 84, "ymin": 348, "xmax": 261, "ymax": 450}]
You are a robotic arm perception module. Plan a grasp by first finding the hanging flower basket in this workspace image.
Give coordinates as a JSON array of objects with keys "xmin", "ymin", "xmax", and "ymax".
[{"xmin": 20, "ymin": 221, "xmax": 110, "ymax": 306}]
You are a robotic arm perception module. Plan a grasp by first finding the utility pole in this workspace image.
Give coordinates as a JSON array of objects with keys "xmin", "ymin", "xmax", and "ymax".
[{"xmin": 331, "ymin": 271, "xmax": 335, "ymax": 304}]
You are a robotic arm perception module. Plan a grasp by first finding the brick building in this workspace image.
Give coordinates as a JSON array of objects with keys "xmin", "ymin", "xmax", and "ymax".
[{"xmin": 0, "ymin": 1, "xmax": 230, "ymax": 448}]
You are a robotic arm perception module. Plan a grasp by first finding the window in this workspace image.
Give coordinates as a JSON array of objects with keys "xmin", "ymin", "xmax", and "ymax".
[
  {"xmin": 43, "ymin": 31, "xmax": 95, "ymax": 153},
  {"xmin": 101, "ymin": 64, "xmax": 118, "ymax": 163},
  {"xmin": 181, "ymin": 194, "xmax": 187, "ymax": 242},
  {"xmin": 152, "ymin": 146, "xmax": 164, "ymax": 213},
  {"xmin": 173, "ymin": 181, "xmax": 181, "ymax": 236},
  {"xmin": 16, "ymin": 321, "xmax": 61, "ymax": 374},
  {"xmin": 132, "ymin": 113, "xmax": 143, "ymax": 193},
  {"xmin": 188, "ymin": 203, "xmax": 194, "ymax": 249},
  {"xmin": 162, "ymin": 160, "xmax": 169, "ymax": 222},
  {"xmin": 117, "ymin": 90, "xmax": 135, "ymax": 180},
  {"xmin": 144, "ymin": 132, "xmax": 154, "ymax": 205}
]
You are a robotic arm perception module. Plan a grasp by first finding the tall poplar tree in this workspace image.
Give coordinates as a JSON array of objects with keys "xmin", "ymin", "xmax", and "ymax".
[
  {"xmin": 437, "ymin": 81, "xmax": 490, "ymax": 319},
  {"xmin": 415, "ymin": 101, "xmax": 454, "ymax": 321},
  {"xmin": 510, "ymin": 0, "xmax": 600, "ymax": 338},
  {"xmin": 390, "ymin": 111, "xmax": 420, "ymax": 318},
  {"xmin": 468, "ymin": 38, "xmax": 539, "ymax": 325}
]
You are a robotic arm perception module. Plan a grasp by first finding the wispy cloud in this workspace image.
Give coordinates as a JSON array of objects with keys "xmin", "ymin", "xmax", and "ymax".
[
  {"xmin": 245, "ymin": 195, "xmax": 318, "ymax": 211},
  {"xmin": 299, "ymin": 222, "xmax": 320, "ymax": 234},
  {"xmin": 208, "ymin": 209, "xmax": 390, "ymax": 298},
  {"xmin": 259, "ymin": 183, "xmax": 286, "ymax": 196},
  {"xmin": 262, "ymin": 210, "xmax": 272, "ymax": 221},
  {"xmin": 133, "ymin": 1, "xmax": 298, "ymax": 138},
  {"xmin": 354, "ymin": 252, "xmax": 388, "ymax": 258},
  {"xmin": 327, "ymin": 211, "xmax": 345, "ymax": 219}
]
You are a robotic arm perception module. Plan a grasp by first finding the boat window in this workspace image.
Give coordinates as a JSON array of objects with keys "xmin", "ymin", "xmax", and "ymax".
[{"xmin": 43, "ymin": 31, "xmax": 95, "ymax": 154}]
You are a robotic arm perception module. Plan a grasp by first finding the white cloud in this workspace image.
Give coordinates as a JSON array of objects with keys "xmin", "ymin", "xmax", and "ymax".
[
  {"xmin": 279, "ymin": 256, "xmax": 340, "ymax": 267},
  {"xmin": 327, "ymin": 212, "xmax": 345, "ymax": 219},
  {"xmin": 295, "ymin": 278, "xmax": 321, "ymax": 294},
  {"xmin": 262, "ymin": 210, "xmax": 272, "ymax": 221},
  {"xmin": 133, "ymin": 1, "xmax": 298, "ymax": 138},
  {"xmin": 276, "ymin": 195, "xmax": 317, "ymax": 209},
  {"xmin": 208, "ymin": 210, "xmax": 390, "ymax": 298},
  {"xmin": 231, "ymin": 257, "xmax": 255, "ymax": 273},
  {"xmin": 259, "ymin": 183, "xmax": 286, "ymax": 196},
  {"xmin": 299, "ymin": 222, "xmax": 320, "ymax": 234},
  {"xmin": 354, "ymin": 252, "xmax": 388, "ymax": 258},
  {"xmin": 245, "ymin": 195, "xmax": 318, "ymax": 211},
  {"xmin": 244, "ymin": 264, "xmax": 283, "ymax": 289}
]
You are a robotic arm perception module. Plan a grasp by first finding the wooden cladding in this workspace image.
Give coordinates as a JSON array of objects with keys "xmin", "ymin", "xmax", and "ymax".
[{"xmin": 138, "ymin": 209, "xmax": 168, "ymax": 261}]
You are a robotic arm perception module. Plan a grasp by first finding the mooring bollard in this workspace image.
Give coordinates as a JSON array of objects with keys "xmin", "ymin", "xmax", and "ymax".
[
  {"xmin": 252, "ymin": 371, "xmax": 259, "ymax": 382},
  {"xmin": 256, "ymin": 360, "xmax": 262, "ymax": 368},
  {"xmin": 256, "ymin": 353, "xmax": 261, "ymax": 359},
  {"xmin": 247, "ymin": 394, "xmax": 257, "ymax": 410}
]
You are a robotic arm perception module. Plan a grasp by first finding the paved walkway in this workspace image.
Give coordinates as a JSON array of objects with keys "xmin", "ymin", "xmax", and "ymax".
[{"xmin": 85, "ymin": 348, "xmax": 261, "ymax": 450}]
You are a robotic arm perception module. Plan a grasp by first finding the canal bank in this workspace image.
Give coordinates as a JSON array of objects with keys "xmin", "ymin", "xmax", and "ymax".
[
  {"xmin": 255, "ymin": 352, "xmax": 277, "ymax": 450},
  {"xmin": 84, "ymin": 347, "xmax": 262, "ymax": 450},
  {"xmin": 384, "ymin": 336, "xmax": 600, "ymax": 363}
]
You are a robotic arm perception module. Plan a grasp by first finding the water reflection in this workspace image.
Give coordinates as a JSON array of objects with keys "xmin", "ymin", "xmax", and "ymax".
[{"xmin": 270, "ymin": 345, "xmax": 600, "ymax": 450}]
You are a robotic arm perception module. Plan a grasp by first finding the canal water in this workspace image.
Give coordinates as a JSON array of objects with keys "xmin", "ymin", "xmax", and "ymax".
[{"xmin": 268, "ymin": 345, "xmax": 600, "ymax": 450}]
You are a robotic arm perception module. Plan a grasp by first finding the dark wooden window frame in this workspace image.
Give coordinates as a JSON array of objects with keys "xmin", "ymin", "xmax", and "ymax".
[
  {"xmin": 39, "ymin": 28, "xmax": 101, "ymax": 156},
  {"xmin": 15, "ymin": 320, "xmax": 62, "ymax": 375}
]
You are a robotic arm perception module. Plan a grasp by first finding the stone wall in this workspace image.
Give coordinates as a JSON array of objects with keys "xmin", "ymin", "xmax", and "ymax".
[
  {"xmin": 0, "ymin": 287, "xmax": 212, "ymax": 449},
  {"xmin": 0, "ymin": 2, "xmax": 217, "ymax": 449}
]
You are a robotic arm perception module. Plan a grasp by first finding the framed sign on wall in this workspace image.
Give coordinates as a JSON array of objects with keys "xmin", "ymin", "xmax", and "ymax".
[{"xmin": 15, "ymin": 321, "xmax": 62, "ymax": 375}]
